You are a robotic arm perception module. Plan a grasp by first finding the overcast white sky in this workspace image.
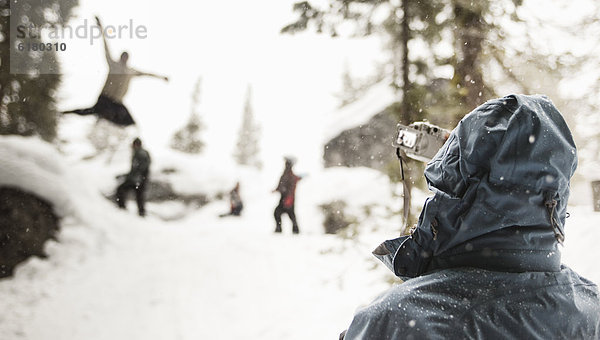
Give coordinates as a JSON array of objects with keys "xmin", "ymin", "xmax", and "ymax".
[{"xmin": 56, "ymin": 0, "xmax": 387, "ymax": 173}]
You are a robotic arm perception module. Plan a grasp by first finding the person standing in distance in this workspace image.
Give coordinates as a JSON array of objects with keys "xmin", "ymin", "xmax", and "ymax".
[
  {"xmin": 273, "ymin": 157, "xmax": 301, "ymax": 234},
  {"xmin": 116, "ymin": 137, "xmax": 151, "ymax": 217}
]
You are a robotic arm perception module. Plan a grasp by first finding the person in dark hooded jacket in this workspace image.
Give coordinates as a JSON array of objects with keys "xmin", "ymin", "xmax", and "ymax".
[
  {"xmin": 342, "ymin": 95, "xmax": 600, "ymax": 339},
  {"xmin": 116, "ymin": 137, "xmax": 151, "ymax": 217}
]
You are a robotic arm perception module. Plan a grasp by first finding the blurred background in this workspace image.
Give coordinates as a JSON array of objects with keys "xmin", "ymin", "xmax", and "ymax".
[{"xmin": 2, "ymin": 0, "xmax": 600, "ymax": 339}]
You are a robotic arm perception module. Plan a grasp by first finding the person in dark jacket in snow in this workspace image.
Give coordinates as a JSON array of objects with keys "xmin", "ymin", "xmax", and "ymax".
[
  {"xmin": 342, "ymin": 95, "xmax": 600, "ymax": 339},
  {"xmin": 116, "ymin": 137, "xmax": 151, "ymax": 217},
  {"xmin": 273, "ymin": 157, "xmax": 301, "ymax": 234}
]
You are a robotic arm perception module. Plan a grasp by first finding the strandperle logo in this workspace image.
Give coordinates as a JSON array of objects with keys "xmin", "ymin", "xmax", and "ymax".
[
  {"xmin": 10, "ymin": 14, "xmax": 150, "ymax": 74},
  {"xmin": 15, "ymin": 19, "xmax": 148, "ymax": 45}
]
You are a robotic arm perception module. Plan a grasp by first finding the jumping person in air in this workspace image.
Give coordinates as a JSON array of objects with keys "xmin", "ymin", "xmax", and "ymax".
[{"xmin": 64, "ymin": 16, "xmax": 168, "ymax": 126}]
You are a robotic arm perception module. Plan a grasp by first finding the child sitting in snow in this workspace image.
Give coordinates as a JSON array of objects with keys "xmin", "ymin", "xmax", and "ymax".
[{"xmin": 219, "ymin": 182, "xmax": 243, "ymax": 217}]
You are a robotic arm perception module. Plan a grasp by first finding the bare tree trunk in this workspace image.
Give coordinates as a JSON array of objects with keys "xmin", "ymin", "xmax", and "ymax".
[
  {"xmin": 401, "ymin": 0, "xmax": 411, "ymax": 124},
  {"xmin": 399, "ymin": 0, "xmax": 414, "ymax": 233},
  {"xmin": 453, "ymin": 2, "xmax": 486, "ymax": 123}
]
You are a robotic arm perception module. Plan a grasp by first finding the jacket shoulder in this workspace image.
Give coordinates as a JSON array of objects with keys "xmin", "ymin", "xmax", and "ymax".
[{"xmin": 345, "ymin": 268, "xmax": 600, "ymax": 339}]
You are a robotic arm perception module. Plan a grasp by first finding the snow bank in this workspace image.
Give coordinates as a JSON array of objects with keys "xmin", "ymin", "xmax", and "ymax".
[
  {"xmin": 0, "ymin": 136, "xmax": 138, "ymax": 338},
  {"xmin": 0, "ymin": 136, "xmax": 131, "ymax": 229},
  {"xmin": 0, "ymin": 136, "xmax": 84, "ymax": 218}
]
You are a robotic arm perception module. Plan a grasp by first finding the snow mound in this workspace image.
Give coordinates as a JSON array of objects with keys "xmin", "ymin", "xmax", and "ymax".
[
  {"xmin": 0, "ymin": 136, "xmax": 125, "ymax": 227},
  {"xmin": 0, "ymin": 136, "xmax": 79, "ymax": 218}
]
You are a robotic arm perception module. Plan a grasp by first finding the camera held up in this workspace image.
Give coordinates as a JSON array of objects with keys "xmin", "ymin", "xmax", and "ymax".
[{"xmin": 393, "ymin": 121, "xmax": 450, "ymax": 163}]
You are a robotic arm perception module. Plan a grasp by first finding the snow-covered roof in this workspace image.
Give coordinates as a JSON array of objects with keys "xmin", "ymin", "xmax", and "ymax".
[{"xmin": 323, "ymin": 80, "xmax": 397, "ymax": 143}]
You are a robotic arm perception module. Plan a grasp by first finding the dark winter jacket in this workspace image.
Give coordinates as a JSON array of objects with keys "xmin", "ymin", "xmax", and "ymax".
[
  {"xmin": 344, "ymin": 95, "xmax": 600, "ymax": 339},
  {"xmin": 127, "ymin": 147, "xmax": 151, "ymax": 185}
]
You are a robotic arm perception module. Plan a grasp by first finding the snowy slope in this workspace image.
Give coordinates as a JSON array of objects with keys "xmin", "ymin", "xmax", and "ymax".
[{"xmin": 0, "ymin": 136, "xmax": 398, "ymax": 340}]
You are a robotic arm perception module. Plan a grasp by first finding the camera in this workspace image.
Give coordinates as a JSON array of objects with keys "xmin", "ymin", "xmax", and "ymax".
[{"xmin": 393, "ymin": 121, "xmax": 450, "ymax": 163}]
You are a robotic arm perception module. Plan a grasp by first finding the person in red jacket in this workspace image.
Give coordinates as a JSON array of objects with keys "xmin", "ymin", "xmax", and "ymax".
[{"xmin": 273, "ymin": 157, "xmax": 301, "ymax": 234}]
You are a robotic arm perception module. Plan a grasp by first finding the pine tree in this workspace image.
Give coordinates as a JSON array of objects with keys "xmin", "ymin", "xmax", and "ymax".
[
  {"xmin": 170, "ymin": 77, "xmax": 205, "ymax": 154},
  {"xmin": 0, "ymin": 0, "xmax": 79, "ymax": 141},
  {"xmin": 233, "ymin": 86, "xmax": 262, "ymax": 169},
  {"xmin": 282, "ymin": 1, "xmax": 562, "ymax": 125}
]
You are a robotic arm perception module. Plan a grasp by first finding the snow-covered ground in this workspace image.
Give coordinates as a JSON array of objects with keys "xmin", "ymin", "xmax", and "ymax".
[
  {"xmin": 0, "ymin": 134, "xmax": 399, "ymax": 340},
  {"xmin": 1, "ymin": 131, "xmax": 600, "ymax": 340}
]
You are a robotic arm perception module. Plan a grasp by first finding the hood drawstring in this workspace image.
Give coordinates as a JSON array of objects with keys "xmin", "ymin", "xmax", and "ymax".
[
  {"xmin": 396, "ymin": 148, "xmax": 405, "ymax": 181},
  {"xmin": 396, "ymin": 148, "xmax": 411, "ymax": 234},
  {"xmin": 544, "ymin": 198, "xmax": 565, "ymax": 245}
]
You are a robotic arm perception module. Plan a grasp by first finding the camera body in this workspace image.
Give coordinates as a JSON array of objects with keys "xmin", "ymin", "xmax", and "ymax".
[{"xmin": 393, "ymin": 121, "xmax": 450, "ymax": 163}]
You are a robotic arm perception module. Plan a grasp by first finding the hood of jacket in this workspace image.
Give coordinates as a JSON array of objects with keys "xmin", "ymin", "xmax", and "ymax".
[{"xmin": 374, "ymin": 94, "xmax": 577, "ymax": 279}]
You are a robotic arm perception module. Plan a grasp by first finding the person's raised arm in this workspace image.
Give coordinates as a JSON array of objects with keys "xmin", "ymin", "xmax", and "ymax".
[
  {"xmin": 132, "ymin": 69, "xmax": 169, "ymax": 82},
  {"xmin": 95, "ymin": 16, "xmax": 113, "ymax": 64}
]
